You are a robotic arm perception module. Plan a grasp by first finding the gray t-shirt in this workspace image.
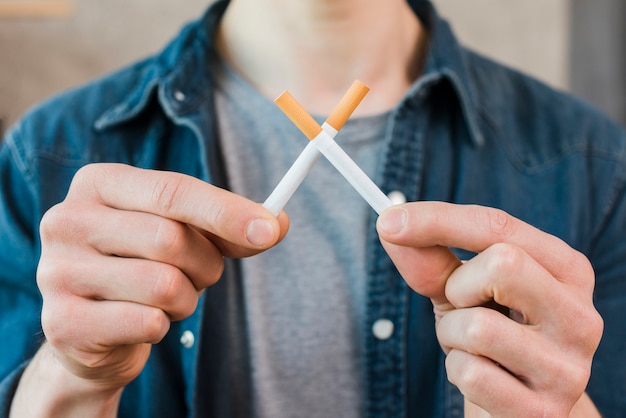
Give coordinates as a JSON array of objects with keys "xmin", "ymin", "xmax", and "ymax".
[{"xmin": 215, "ymin": 61, "xmax": 390, "ymax": 418}]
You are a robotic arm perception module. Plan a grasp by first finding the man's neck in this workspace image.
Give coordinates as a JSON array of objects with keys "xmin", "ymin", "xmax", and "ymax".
[{"xmin": 215, "ymin": 0, "xmax": 428, "ymax": 115}]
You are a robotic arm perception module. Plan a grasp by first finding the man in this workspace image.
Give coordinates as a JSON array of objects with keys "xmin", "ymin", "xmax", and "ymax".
[{"xmin": 1, "ymin": 0, "xmax": 624, "ymax": 416}]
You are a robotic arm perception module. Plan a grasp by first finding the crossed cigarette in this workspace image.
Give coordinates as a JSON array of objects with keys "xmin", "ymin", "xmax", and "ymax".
[{"xmin": 263, "ymin": 80, "xmax": 393, "ymax": 215}]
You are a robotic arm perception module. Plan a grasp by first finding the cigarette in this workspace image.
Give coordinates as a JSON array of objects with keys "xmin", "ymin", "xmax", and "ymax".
[
  {"xmin": 263, "ymin": 80, "xmax": 370, "ymax": 215},
  {"xmin": 273, "ymin": 89, "xmax": 393, "ymax": 215}
]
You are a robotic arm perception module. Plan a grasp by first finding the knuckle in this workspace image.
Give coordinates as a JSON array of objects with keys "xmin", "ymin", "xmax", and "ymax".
[
  {"xmin": 39, "ymin": 203, "xmax": 71, "ymax": 241},
  {"xmin": 556, "ymin": 357, "xmax": 583, "ymax": 385},
  {"xmin": 151, "ymin": 173, "xmax": 186, "ymax": 215},
  {"xmin": 177, "ymin": 298, "xmax": 199, "ymax": 320},
  {"xmin": 567, "ymin": 362, "xmax": 592, "ymax": 394},
  {"xmin": 569, "ymin": 250, "xmax": 593, "ymax": 274},
  {"xmin": 41, "ymin": 300, "xmax": 73, "ymax": 347},
  {"xmin": 151, "ymin": 264, "xmax": 185, "ymax": 305},
  {"xmin": 68, "ymin": 164, "xmax": 104, "ymax": 198},
  {"xmin": 560, "ymin": 298, "xmax": 604, "ymax": 354},
  {"xmin": 448, "ymin": 353, "xmax": 488, "ymax": 393},
  {"xmin": 589, "ymin": 310, "xmax": 605, "ymax": 347},
  {"xmin": 577, "ymin": 308, "xmax": 604, "ymax": 354},
  {"xmin": 40, "ymin": 202, "xmax": 93, "ymax": 247},
  {"xmin": 175, "ymin": 254, "xmax": 223, "ymax": 294},
  {"xmin": 464, "ymin": 309, "xmax": 496, "ymax": 349},
  {"xmin": 40, "ymin": 307, "xmax": 56, "ymax": 342},
  {"xmin": 207, "ymin": 257, "xmax": 225, "ymax": 286},
  {"xmin": 194, "ymin": 257, "xmax": 225, "ymax": 290},
  {"xmin": 36, "ymin": 256, "xmax": 67, "ymax": 292},
  {"xmin": 141, "ymin": 308, "xmax": 170, "ymax": 343},
  {"xmin": 177, "ymin": 296, "xmax": 200, "ymax": 319},
  {"xmin": 565, "ymin": 250, "xmax": 596, "ymax": 290},
  {"xmin": 70, "ymin": 164, "xmax": 96, "ymax": 188},
  {"xmin": 148, "ymin": 263, "xmax": 199, "ymax": 322},
  {"xmin": 533, "ymin": 346, "xmax": 591, "ymax": 399},
  {"xmin": 545, "ymin": 360, "xmax": 590, "ymax": 406},
  {"xmin": 206, "ymin": 201, "xmax": 230, "ymax": 230},
  {"xmin": 152, "ymin": 218, "xmax": 187, "ymax": 260},
  {"xmin": 483, "ymin": 242, "xmax": 525, "ymax": 276},
  {"xmin": 485, "ymin": 207, "xmax": 515, "ymax": 241}
]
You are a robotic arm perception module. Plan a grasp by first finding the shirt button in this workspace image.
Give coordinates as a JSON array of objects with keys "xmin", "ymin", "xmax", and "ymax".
[
  {"xmin": 173, "ymin": 90, "xmax": 186, "ymax": 102},
  {"xmin": 387, "ymin": 190, "xmax": 407, "ymax": 205},
  {"xmin": 372, "ymin": 319, "xmax": 394, "ymax": 340},
  {"xmin": 180, "ymin": 330, "xmax": 195, "ymax": 348}
]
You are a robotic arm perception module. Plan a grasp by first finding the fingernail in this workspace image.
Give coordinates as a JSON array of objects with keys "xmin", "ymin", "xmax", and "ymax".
[
  {"xmin": 378, "ymin": 207, "xmax": 407, "ymax": 234},
  {"xmin": 246, "ymin": 218, "xmax": 275, "ymax": 247}
]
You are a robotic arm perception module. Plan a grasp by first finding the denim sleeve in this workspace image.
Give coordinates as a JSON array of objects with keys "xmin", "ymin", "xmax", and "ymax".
[
  {"xmin": 586, "ymin": 131, "xmax": 626, "ymax": 417},
  {"xmin": 0, "ymin": 127, "xmax": 45, "ymax": 416}
]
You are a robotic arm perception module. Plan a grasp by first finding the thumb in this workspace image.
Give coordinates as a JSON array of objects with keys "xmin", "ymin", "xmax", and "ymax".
[{"xmin": 377, "ymin": 206, "xmax": 462, "ymax": 312}]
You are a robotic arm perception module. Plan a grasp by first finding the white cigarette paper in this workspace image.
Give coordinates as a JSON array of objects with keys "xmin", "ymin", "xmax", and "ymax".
[
  {"xmin": 263, "ymin": 80, "xmax": 369, "ymax": 215},
  {"xmin": 310, "ymin": 130, "xmax": 392, "ymax": 215},
  {"xmin": 262, "ymin": 122, "xmax": 336, "ymax": 215}
]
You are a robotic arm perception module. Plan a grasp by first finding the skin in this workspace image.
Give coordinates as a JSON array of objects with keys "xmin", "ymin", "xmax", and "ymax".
[
  {"xmin": 10, "ymin": 0, "xmax": 604, "ymax": 416},
  {"xmin": 377, "ymin": 204, "xmax": 603, "ymax": 417},
  {"xmin": 12, "ymin": 164, "xmax": 290, "ymax": 417},
  {"xmin": 215, "ymin": 0, "xmax": 427, "ymax": 115}
]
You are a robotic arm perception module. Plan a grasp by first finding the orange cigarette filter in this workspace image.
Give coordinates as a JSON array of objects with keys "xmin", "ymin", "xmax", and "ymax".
[
  {"xmin": 274, "ymin": 92, "xmax": 322, "ymax": 140},
  {"xmin": 326, "ymin": 80, "xmax": 370, "ymax": 131},
  {"xmin": 274, "ymin": 80, "xmax": 370, "ymax": 140}
]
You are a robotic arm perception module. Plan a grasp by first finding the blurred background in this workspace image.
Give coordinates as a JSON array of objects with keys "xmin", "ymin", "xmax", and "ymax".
[{"xmin": 1, "ymin": 0, "xmax": 624, "ymax": 134}]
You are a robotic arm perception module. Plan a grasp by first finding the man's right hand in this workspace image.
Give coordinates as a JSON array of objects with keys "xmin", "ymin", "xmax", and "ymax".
[{"xmin": 11, "ymin": 163, "xmax": 289, "ymax": 417}]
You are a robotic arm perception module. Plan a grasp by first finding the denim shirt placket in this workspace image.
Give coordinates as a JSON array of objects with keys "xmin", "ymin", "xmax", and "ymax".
[
  {"xmin": 363, "ymin": 71, "xmax": 472, "ymax": 417},
  {"xmin": 364, "ymin": 85, "xmax": 429, "ymax": 418}
]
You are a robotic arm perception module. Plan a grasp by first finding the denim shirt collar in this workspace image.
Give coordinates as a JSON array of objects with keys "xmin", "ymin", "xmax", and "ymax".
[
  {"xmin": 94, "ymin": 0, "xmax": 485, "ymax": 147},
  {"xmin": 415, "ymin": 1, "xmax": 486, "ymax": 146},
  {"xmin": 93, "ymin": 0, "xmax": 228, "ymax": 131}
]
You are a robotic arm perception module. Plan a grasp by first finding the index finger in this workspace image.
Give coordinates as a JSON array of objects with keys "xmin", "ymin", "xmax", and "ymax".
[
  {"xmin": 67, "ymin": 163, "xmax": 283, "ymax": 250},
  {"xmin": 376, "ymin": 202, "xmax": 593, "ymax": 299}
]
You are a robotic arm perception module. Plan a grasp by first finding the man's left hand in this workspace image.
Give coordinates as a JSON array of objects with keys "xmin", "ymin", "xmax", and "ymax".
[{"xmin": 377, "ymin": 202, "xmax": 603, "ymax": 417}]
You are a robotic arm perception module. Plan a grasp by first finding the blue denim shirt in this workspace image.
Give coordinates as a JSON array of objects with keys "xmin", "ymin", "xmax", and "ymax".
[{"xmin": 1, "ymin": 1, "xmax": 625, "ymax": 417}]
